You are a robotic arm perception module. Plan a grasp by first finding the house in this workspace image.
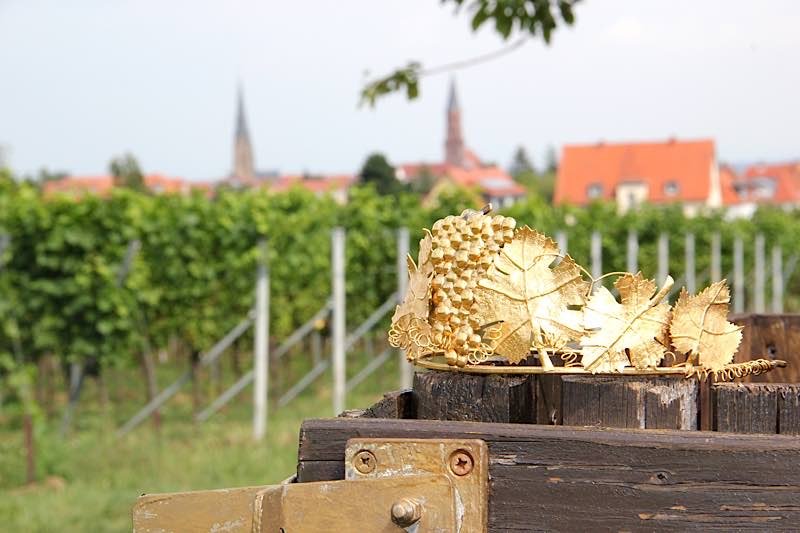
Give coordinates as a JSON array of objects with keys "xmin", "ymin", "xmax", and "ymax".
[
  {"xmin": 554, "ymin": 138, "xmax": 723, "ymax": 215},
  {"xmin": 725, "ymin": 162, "xmax": 800, "ymax": 217},
  {"xmin": 396, "ymin": 80, "xmax": 526, "ymax": 208}
]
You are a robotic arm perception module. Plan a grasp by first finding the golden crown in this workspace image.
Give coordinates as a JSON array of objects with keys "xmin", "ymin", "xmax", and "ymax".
[{"xmin": 389, "ymin": 206, "xmax": 785, "ymax": 381}]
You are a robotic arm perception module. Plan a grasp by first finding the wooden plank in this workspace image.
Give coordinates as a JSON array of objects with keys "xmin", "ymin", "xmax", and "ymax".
[
  {"xmin": 413, "ymin": 371, "xmax": 534, "ymax": 423},
  {"xmin": 562, "ymin": 376, "xmax": 698, "ymax": 430},
  {"xmin": 730, "ymin": 313, "xmax": 754, "ymax": 366},
  {"xmin": 778, "ymin": 384, "xmax": 800, "ymax": 435},
  {"xmin": 297, "ymin": 418, "xmax": 800, "ymax": 531},
  {"xmin": 731, "ymin": 314, "xmax": 800, "ymax": 383},
  {"xmin": 713, "ymin": 383, "xmax": 779, "ymax": 434}
]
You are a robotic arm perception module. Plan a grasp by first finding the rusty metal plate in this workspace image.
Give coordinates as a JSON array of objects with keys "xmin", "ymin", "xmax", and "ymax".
[
  {"xmin": 255, "ymin": 474, "xmax": 456, "ymax": 532},
  {"xmin": 133, "ymin": 438, "xmax": 488, "ymax": 533},
  {"xmin": 133, "ymin": 485, "xmax": 269, "ymax": 532},
  {"xmin": 344, "ymin": 438, "xmax": 488, "ymax": 533}
]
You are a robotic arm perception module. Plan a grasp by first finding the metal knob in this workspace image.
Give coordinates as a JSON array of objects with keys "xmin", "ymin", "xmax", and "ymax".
[{"xmin": 391, "ymin": 497, "xmax": 422, "ymax": 527}]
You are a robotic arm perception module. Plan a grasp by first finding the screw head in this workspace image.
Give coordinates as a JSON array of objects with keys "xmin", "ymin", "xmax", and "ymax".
[
  {"xmin": 353, "ymin": 449, "xmax": 377, "ymax": 474},
  {"xmin": 391, "ymin": 497, "xmax": 422, "ymax": 527},
  {"xmin": 448, "ymin": 449, "xmax": 474, "ymax": 476}
]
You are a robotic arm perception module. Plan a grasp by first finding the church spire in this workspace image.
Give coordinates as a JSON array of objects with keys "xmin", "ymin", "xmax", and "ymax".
[
  {"xmin": 447, "ymin": 77, "xmax": 460, "ymax": 112},
  {"xmin": 444, "ymin": 78, "xmax": 466, "ymax": 167},
  {"xmin": 232, "ymin": 84, "xmax": 255, "ymax": 181}
]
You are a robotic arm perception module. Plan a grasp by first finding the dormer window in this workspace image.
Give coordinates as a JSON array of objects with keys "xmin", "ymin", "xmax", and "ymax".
[
  {"xmin": 587, "ymin": 183, "xmax": 603, "ymax": 199},
  {"xmin": 663, "ymin": 181, "xmax": 679, "ymax": 196}
]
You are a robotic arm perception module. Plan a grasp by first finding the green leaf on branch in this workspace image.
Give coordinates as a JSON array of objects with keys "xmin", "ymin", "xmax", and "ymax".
[{"xmin": 360, "ymin": 62, "xmax": 422, "ymax": 108}]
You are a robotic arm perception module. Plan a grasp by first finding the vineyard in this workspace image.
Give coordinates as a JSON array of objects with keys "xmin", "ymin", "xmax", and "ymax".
[{"xmin": 2, "ymin": 179, "xmax": 800, "ymax": 529}]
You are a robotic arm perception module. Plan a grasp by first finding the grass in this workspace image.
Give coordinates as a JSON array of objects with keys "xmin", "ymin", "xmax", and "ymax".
[{"xmin": 0, "ymin": 350, "xmax": 399, "ymax": 532}]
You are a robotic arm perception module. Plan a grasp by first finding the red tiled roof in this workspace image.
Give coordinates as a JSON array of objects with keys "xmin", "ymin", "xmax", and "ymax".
[
  {"xmin": 43, "ymin": 174, "xmax": 210, "ymax": 197},
  {"xmin": 397, "ymin": 163, "xmax": 449, "ymax": 180},
  {"xmin": 554, "ymin": 139, "xmax": 716, "ymax": 205},
  {"xmin": 719, "ymin": 165, "xmax": 741, "ymax": 205},
  {"xmin": 400, "ymin": 159, "xmax": 525, "ymax": 198},
  {"xmin": 268, "ymin": 174, "xmax": 356, "ymax": 194}
]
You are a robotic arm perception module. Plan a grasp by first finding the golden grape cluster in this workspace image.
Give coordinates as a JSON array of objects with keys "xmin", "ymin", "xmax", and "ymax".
[{"xmin": 429, "ymin": 211, "xmax": 516, "ymax": 366}]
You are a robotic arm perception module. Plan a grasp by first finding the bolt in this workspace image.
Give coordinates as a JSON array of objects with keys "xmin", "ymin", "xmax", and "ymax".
[
  {"xmin": 353, "ymin": 449, "xmax": 376, "ymax": 474},
  {"xmin": 448, "ymin": 449, "xmax": 474, "ymax": 476},
  {"xmin": 391, "ymin": 497, "xmax": 422, "ymax": 527}
]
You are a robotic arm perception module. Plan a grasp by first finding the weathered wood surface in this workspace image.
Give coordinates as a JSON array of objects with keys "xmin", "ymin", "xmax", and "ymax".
[
  {"xmin": 561, "ymin": 375, "xmax": 699, "ymax": 430},
  {"xmin": 414, "ymin": 371, "xmax": 535, "ymax": 423},
  {"xmin": 359, "ymin": 389, "xmax": 417, "ymax": 419},
  {"xmin": 731, "ymin": 314, "xmax": 800, "ymax": 383},
  {"xmin": 413, "ymin": 371, "xmax": 700, "ymax": 430},
  {"xmin": 297, "ymin": 417, "xmax": 800, "ymax": 531},
  {"xmin": 714, "ymin": 382, "xmax": 800, "ymax": 435}
]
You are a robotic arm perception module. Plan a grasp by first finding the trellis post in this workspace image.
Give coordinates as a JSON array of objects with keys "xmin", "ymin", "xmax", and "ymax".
[
  {"xmin": 332, "ymin": 228, "xmax": 346, "ymax": 415},
  {"xmin": 253, "ymin": 240, "xmax": 270, "ymax": 441}
]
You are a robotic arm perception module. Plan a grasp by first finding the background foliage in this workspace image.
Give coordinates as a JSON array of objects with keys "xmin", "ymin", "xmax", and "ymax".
[{"xmin": 1, "ymin": 182, "xmax": 800, "ymax": 409}]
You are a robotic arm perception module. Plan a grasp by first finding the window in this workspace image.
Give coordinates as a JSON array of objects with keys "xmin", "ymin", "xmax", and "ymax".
[
  {"xmin": 752, "ymin": 177, "xmax": 777, "ymax": 199},
  {"xmin": 663, "ymin": 181, "xmax": 679, "ymax": 196},
  {"xmin": 587, "ymin": 183, "xmax": 603, "ymax": 199}
]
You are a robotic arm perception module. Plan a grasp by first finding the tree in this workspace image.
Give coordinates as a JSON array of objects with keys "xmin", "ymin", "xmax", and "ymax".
[
  {"xmin": 25, "ymin": 168, "xmax": 68, "ymax": 189},
  {"xmin": 361, "ymin": 0, "xmax": 580, "ymax": 105},
  {"xmin": 510, "ymin": 146, "xmax": 535, "ymax": 178},
  {"xmin": 508, "ymin": 145, "xmax": 556, "ymax": 203},
  {"xmin": 0, "ymin": 167, "xmax": 16, "ymax": 194},
  {"xmin": 359, "ymin": 153, "xmax": 402, "ymax": 195},
  {"xmin": 544, "ymin": 144, "xmax": 559, "ymax": 173},
  {"xmin": 110, "ymin": 153, "xmax": 146, "ymax": 191}
]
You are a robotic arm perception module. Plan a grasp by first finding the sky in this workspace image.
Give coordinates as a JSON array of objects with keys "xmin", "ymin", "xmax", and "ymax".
[{"xmin": 1, "ymin": 0, "xmax": 799, "ymax": 180}]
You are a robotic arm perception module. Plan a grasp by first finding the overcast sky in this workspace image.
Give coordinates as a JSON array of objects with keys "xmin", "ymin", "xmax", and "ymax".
[{"xmin": 1, "ymin": 0, "xmax": 798, "ymax": 180}]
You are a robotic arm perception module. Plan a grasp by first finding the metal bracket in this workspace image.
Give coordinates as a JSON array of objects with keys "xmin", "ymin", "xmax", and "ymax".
[{"xmin": 133, "ymin": 438, "xmax": 488, "ymax": 533}]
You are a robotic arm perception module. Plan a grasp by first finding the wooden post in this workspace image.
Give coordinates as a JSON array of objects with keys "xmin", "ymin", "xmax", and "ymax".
[
  {"xmin": 778, "ymin": 384, "xmax": 800, "ymax": 435},
  {"xmin": 396, "ymin": 228, "xmax": 413, "ymax": 389},
  {"xmin": 713, "ymin": 383, "xmax": 787, "ymax": 434},
  {"xmin": 561, "ymin": 375, "xmax": 699, "ymax": 430},
  {"xmin": 413, "ymin": 371, "xmax": 534, "ymax": 423},
  {"xmin": 733, "ymin": 237, "xmax": 744, "ymax": 313},
  {"xmin": 772, "ymin": 245, "xmax": 784, "ymax": 313},
  {"xmin": 24, "ymin": 413, "xmax": 35, "ymax": 484},
  {"xmin": 685, "ymin": 232, "xmax": 696, "ymax": 294},
  {"xmin": 311, "ymin": 331, "xmax": 322, "ymax": 365},
  {"xmin": 710, "ymin": 231, "xmax": 721, "ymax": 282},
  {"xmin": 332, "ymin": 228, "xmax": 346, "ymax": 415},
  {"xmin": 626, "ymin": 229, "xmax": 638, "ymax": 273},
  {"xmin": 754, "ymin": 234, "xmax": 765, "ymax": 313},
  {"xmin": 657, "ymin": 232, "xmax": 669, "ymax": 286},
  {"xmin": 253, "ymin": 240, "xmax": 269, "ymax": 441},
  {"xmin": 590, "ymin": 231, "xmax": 602, "ymax": 281}
]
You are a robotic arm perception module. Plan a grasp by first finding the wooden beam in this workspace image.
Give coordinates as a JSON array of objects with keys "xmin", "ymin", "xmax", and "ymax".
[{"xmin": 297, "ymin": 418, "xmax": 800, "ymax": 531}]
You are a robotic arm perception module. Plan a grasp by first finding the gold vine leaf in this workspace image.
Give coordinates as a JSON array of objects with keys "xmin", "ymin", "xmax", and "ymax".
[
  {"xmin": 580, "ymin": 273, "xmax": 673, "ymax": 373},
  {"xmin": 669, "ymin": 280, "xmax": 742, "ymax": 371},
  {"xmin": 472, "ymin": 226, "xmax": 588, "ymax": 364},
  {"xmin": 391, "ymin": 231, "xmax": 433, "ymax": 323},
  {"xmin": 390, "ymin": 232, "xmax": 434, "ymax": 360}
]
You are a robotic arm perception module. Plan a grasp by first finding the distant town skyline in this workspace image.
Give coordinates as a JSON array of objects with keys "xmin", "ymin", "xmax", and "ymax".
[{"xmin": 1, "ymin": 0, "xmax": 799, "ymax": 179}]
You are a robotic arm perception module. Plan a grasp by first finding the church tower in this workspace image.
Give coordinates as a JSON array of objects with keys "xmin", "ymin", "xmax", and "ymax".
[
  {"xmin": 444, "ymin": 78, "xmax": 466, "ymax": 168},
  {"xmin": 232, "ymin": 85, "xmax": 255, "ymax": 181}
]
